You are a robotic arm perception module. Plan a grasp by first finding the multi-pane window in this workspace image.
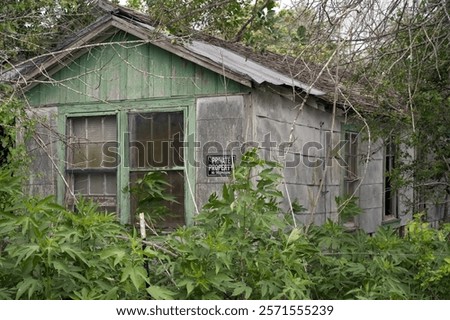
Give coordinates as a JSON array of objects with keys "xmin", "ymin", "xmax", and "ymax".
[
  {"xmin": 343, "ymin": 131, "xmax": 359, "ymax": 196},
  {"xmin": 66, "ymin": 115, "xmax": 118, "ymax": 212},
  {"xmin": 65, "ymin": 110, "xmax": 186, "ymax": 229},
  {"xmin": 384, "ymin": 139, "xmax": 397, "ymax": 219},
  {"xmin": 128, "ymin": 111, "xmax": 185, "ymax": 229}
]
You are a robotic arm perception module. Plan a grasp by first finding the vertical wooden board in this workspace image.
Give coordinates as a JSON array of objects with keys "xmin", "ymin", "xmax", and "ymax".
[
  {"xmin": 145, "ymin": 43, "xmax": 154, "ymax": 98},
  {"xmin": 118, "ymin": 42, "xmax": 128, "ymax": 100},
  {"xmin": 61, "ymin": 56, "xmax": 81, "ymax": 103},
  {"xmin": 151, "ymin": 44, "xmax": 171, "ymax": 97},
  {"xmin": 26, "ymin": 86, "xmax": 41, "ymax": 106},
  {"xmin": 171, "ymin": 55, "xmax": 195, "ymax": 96},
  {"xmin": 194, "ymin": 66, "xmax": 218, "ymax": 95},
  {"xmin": 34, "ymin": 69, "xmax": 63, "ymax": 105},
  {"xmin": 97, "ymin": 36, "xmax": 118, "ymax": 101},
  {"xmin": 102, "ymin": 46, "xmax": 113, "ymax": 101},
  {"xmin": 103, "ymin": 41, "xmax": 121, "ymax": 101},
  {"xmin": 111, "ymin": 32, "xmax": 129, "ymax": 100},
  {"xmin": 226, "ymin": 78, "xmax": 245, "ymax": 93},
  {"xmin": 84, "ymin": 47, "xmax": 101, "ymax": 102},
  {"xmin": 126, "ymin": 43, "xmax": 148, "ymax": 100},
  {"xmin": 77, "ymin": 54, "xmax": 88, "ymax": 103},
  {"xmin": 118, "ymin": 110, "xmax": 130, "ymax": 224},
  {"xmin": 52, "ymin": 71, "xmax": 63, "ymax": 104},
  {"xmin": 217, "ymin": 74, "xmax": 243, "ymax": 94},
  {"xmin": 39, "ymin": 83, "xmax": 57, "ymax": 105}
]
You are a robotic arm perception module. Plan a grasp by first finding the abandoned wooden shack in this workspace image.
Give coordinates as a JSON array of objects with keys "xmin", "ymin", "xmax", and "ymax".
[{"xmin": 8, "ymin": 4, "xmax": 415, "ymax": 233}]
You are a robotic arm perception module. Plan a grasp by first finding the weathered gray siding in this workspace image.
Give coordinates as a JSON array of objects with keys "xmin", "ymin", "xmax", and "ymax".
[
  {"xmin": 357, "ymin": 138, "xmax": 384, "ymax": 233},
  {"xmin": 195, "ymin": 95, "xmax": 249, "ymax": 209},
  {"xmin": 252, "ymin": 87, "xmax": 343, "ymax": 225},
  {"xmin": 25, "ymin": 107, "xmax": 59, "ymax": 198},
  {"xmin": 252, "ymin": 86, "xmax": 387, "ymax": 232}
]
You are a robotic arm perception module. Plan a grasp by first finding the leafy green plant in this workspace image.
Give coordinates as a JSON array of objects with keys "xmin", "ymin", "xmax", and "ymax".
[
  {"xmin": 144, "ymin": 149, "xmax": 314, "ymax": 299},
  {"xmin": 335, "ymin": 195, "xmax": 363, "ymax": 223},
  {"xmin": 0, "ymin": 148, "xmax": 448, "ymax": 300},
  {"xmin": 143, "ymin": 151, "xmax": 449, "ymax": 300},
  {"xmin": 0, "ymin": 178, "xmax": 148, "ymax": 299},
  {"xmin": 126, "ymin": 171, "xmax": 178, "ymax": 229}
]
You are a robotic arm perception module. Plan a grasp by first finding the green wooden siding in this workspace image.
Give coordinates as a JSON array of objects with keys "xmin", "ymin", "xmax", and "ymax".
[
  {"xmin": 26, "ymin": 30, "xmax": 248, "ymax": 226},
  {"xmin": 27, "ymin": 31, "xmax": 246, "ymax": 106}
]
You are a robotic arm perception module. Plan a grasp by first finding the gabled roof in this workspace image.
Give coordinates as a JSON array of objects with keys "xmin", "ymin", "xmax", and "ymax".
[{"xmin": 4, "ymin": 2, "xmax": 376, "ymax": 109}]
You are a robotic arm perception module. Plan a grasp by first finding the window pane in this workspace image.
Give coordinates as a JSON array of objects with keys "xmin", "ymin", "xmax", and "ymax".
[
  {"xmin": 72, "ymin": 118, "xmax": 86, "ymax": 139},
  {"xmin": 70, "ymin": 144, "xmax": 87, "ymax": 168},
  {"xmin": 102, "ymin": 141, "xmax": 119, "ymax": 168},
  {"xmin": 103, "ymin": 116, "xmax": 117, "ymax": 141},
  {"xmin": 129, "ymin": 113, "xmax": 152, "ymax": 168},
  {"xmin": 148, "ymin": 140, "xmax": 169, "ymax": 167},
  {"xmin": 129, "ymin": 170, "xmax": 185, "ymax": 229},
  {"xmin": 130, "ymin": 113, "xmax": 152, "ymax": 143},
  {"xmin": 66, "ymin": 115, "xmax": 118, "ymax": 214},
  {"xmin": 71, "ymin": 172, "xmax": 117, "ymax": 213},
  {"xmin": 67, "ymin": 116, "xmax": 117, "ymax": 169},
  {"xmin": 106, "ymin": 174, "xmax": 117, "ymax": 195},
  {"xmin": 151, "ymin": 113, "xmax": 169, "ymax": 140},
  {"xmin": 170, "ymin": 112, "xmax": 184, "ymax": 166},
  {"xmin": 87, "ymin": 117, "xmax": 103, "ymax": 141},
  {"xmin": 86, "ymin": 143, "xmax": 105, "ymax": 168},
  {"xmin": 73, "ymin": 172, "xmax": 116, "ymax": 195},
  {"xmin": 129, "ymin": 111, "xmax": 184, "ymax": 168},
  {"xmin": 74, "ymin": 174, "xmax": 88, "ymax": 194},
  {"xmin": 90, "ymin": 174, "xmax": 104, "ymax": 194}
]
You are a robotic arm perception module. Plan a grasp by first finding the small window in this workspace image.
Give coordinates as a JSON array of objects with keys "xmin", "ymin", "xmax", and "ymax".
[
  {"xmin": 66, "ymin": 115, "xmax": 118, "ymax": 212},
  {"xmin": 343, "ymin": 131, "xmax": 359, "ymax": 196},
  {"xmin": 384, "ymin": 139, "xmax": 398, "ymax": 219}
]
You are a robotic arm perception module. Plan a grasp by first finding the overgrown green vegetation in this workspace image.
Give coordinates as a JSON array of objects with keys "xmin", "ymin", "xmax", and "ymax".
[
  {"xmin": 354, "ymin": 1, "xmax": 450, "ymax": 220},
  {"xmin": 1, "ymin": 0, "xmax": 449, "ymax": 300},
  {"xmin": 0, "ymin": 149, "xmax": 448, "ymax": 299}
]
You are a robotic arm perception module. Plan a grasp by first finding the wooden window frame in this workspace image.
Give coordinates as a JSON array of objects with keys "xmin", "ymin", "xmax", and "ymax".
[
  {"xmin": 383, "ymin": 138, "xmax": 398, "ymax": 220},
  {"xmin": 65, "ymin": 114, "xmax": 118, "ymax": 213},
  {"xmin": 342, "ymin": 129, "xmax": 359, "ymax": 197},
  {"xmin": 128, "ymin": 111, "xmax": 185, "ymax": 229},
  {"xmin": 57, "ymin": 99, "xmax": 196, "ymax": 226}
]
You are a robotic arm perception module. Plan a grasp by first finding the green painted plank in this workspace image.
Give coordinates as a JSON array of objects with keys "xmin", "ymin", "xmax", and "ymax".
[
  {"xmin": 26, "ymin": 86, "xmax": 41, "ymax": 106},
  {"xmin": 217, "ymin": 73, "xmax": 244, "ymax": 94},
  {"xmin": 78, "ymin": 54, "xmax": 87, "ymax": 103},
  {"xmin": 185, "ymin": 104, "xmax": 196, "ymax": 225},
  {"xmin": 40, "ymin": 70, "xmax": 63, "ymax": 105},
  {"xmin": 26, "ymin": 28, "xmax": 247, "ymax": 105},
  {"xmin": 171, "ymin": 55, "xmax": 195, "ymax": 96},
  {"xmin": 194, "ymin": 66, "xmax": 218, "ymax": 95},
  {"xmin": 84, "ymin": 46, "xmax": 102, "ymax": 102},
  {"xmin": 226, "ymin": 77, "xmax": 245, "ymax": 93},
  {"xmin": 103, "ymin": 44, "xmax": 121, "ymax": 101},
  {"xmin": 126, "ymin": 43, "xmax": 148, "ymax": 100},
  {"xmin": 61, "ymin": 56, "xmax": 81, "ymax": 103},
  {"xmin": 145, "ymin": 43, "xmax": 154, "ymax": 98},
  {"xmin": 152, "ymin": 45, "xmax": 172, "ymax": 97}
]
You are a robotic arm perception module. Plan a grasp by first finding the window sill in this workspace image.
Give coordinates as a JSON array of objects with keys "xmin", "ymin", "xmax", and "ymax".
[{"xmin": 382, "ymin": 216, "xmax": 400, "ymax": 227}]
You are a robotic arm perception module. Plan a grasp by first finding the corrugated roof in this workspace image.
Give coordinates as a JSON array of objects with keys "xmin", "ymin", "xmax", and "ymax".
[
  {"xmin": 132, "ymin": 19, "xmax": 324, "ymax": 95},
  {"xmin": 3, "ymin": 2, "xmax": 379, "ymax": 110},
  {"xmin": 185, "ymin": 40, "xmax": 325, "ymax": 96}
]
